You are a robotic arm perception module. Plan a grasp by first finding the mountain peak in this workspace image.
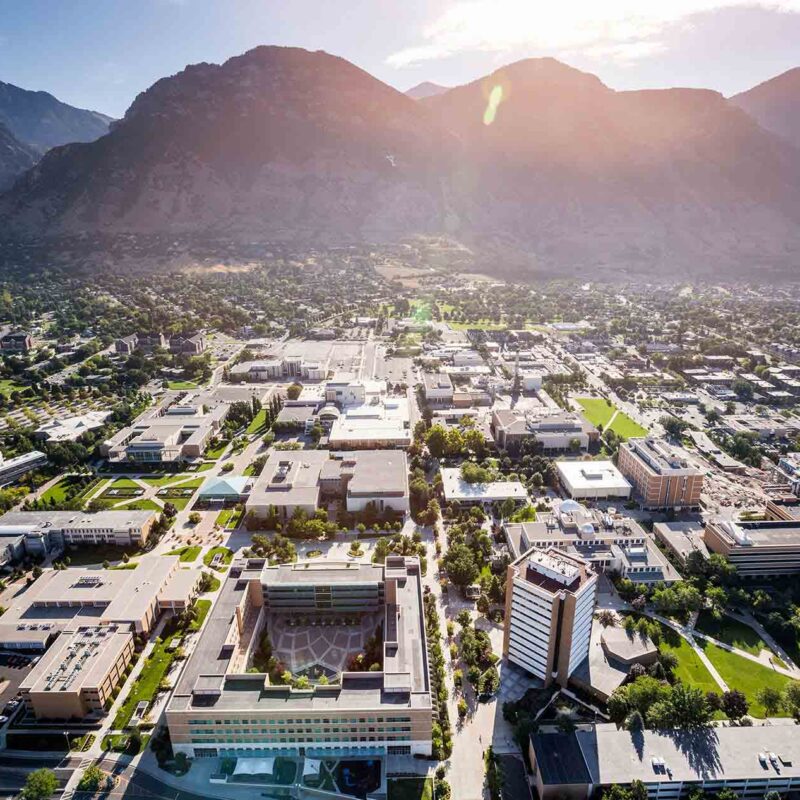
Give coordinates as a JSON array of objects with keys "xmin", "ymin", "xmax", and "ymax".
[
  {"xmin": 731, "ymin": 66, "xmax": 800, "ymax": 147},
  {"xmin": 405, "ymin": 81, "xmax": 449, "ymax": 100}
]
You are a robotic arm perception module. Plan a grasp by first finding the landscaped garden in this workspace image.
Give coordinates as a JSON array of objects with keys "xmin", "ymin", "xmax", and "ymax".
[
  {"xmin": 166, "ymin": 545, "xmax": 201, "ymax": 562},
  {"xmin": 387, "ymin": 778, "xmax": 433, "ymax": 800},
  {"xmin": 655, "ymin": 623, "xmax": 720, "ymax": 695},
  {"xmin": 576, "ymin": 397, "xmax": 648, "ymax": 440},
  {"xmin": 694, "ymin": 611, "xmax": 774, "ymax": 658},
  {"xmin": 696, "ymin": 639, "xmax": 794, "ymax": 717},
  {"xmin": 203, "ymin": 546, "xmax": 234, "ymax": 570}
]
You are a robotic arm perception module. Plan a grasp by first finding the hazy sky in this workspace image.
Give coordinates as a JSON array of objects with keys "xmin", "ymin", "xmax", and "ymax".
[{"xmin": 1, "ymin": 0, "xmax": 800, "ymax": 117}]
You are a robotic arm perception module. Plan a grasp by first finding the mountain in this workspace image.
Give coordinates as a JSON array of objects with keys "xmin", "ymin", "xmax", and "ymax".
[
  {"xmin": 0, "ymin": 47, "xmax": 457, "ymax": 242},
  {"xmin": 2, "ymin": 50, "xmax": 800, "ymax": 279},
  {"xmin": 730, "ymin": 68, "xmax": 800, "ymax": 149},
  {"xmin": 0, "ymin": 122, "xmax": 38, "ymax": 191},
  {"xmin": 421, "ymin": 58, "xmax": 800, "ymax": 275},
  {"xmin": 405, "ymin": 81, "xmax": 449, "ymax": 100},
  {"xmin": 0, "ymin": 80, "xmax": 113, "ymax": 153}
]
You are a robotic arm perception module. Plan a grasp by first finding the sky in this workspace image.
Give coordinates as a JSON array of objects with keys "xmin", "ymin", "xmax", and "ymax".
[{"xmin": 1, "ymin": 0, "xmax": 800, "ymax": 118}]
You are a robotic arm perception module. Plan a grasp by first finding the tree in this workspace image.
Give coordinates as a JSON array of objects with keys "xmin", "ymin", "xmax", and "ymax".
[
  {"xmin": 442, "ymin": 543, "xmax": 479, "ymax": 587},
  {"xmin": 78, "ymin": 765, "xmax": 104, "ymax": 792},
  {"xmin": 756, "ymin": 685, "xmax": 783, "ymax": 717},
  {"xmin": 22, "ymin": 769, "xmax": 59, "ymax": 800},
  {"xmin": 188, "ymin": 511, "xmax": 201, "ymax": 524},
  {"xmin": 425, "ymin": 425, "xmax": 448, "ymax": 459},
  {"xmin": 286, "ymin": 383, "xmax": 302, "ymax": 400},
  {"xmin": 625, "ymin": 710, "xmax": 645, "ymax": 731},
  {"xmin": 722, "ymin": 689, "xmax": 749, "ymax": 721},
  {"xmin": 659, "ymin": 414, "xmax": 688, "ymax": 439},
  {"xmin": 782, "ymin": 681, "xmax": 800, "ymax": 718},
  {"xmin": 596, "ymin": 609, "xmax": 616, "ymax": 628}
]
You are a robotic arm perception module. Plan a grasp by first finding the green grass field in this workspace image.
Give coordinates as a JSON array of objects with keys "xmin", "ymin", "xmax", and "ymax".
[
  {"xmin": 40, "ymin": 475, "xmax": 97, "ymax": 504},
  {"xmin": 140, "ymin": 473, "xmax": 190, "ymax": 487},
  {"xmin": 695, "ymin": 612, "xmax": 770, "ymax": 656},
  {"xmin": 205, "ymin": 441, "xmax": 229, "ymax": 459},
  {"xmin": 387, "ymin": 778, "xmax": 433, "ymax": 800},
  {"xmin": 109, "ymin": 477, "xmax": 142, "ymax": 490},
  {"xmin": 215, "ymin": 508, "xmax": 243, "ymax": 529},
  {"xmin": 64, "ymin": 543, "xmax": 140, "ymax": 566},
  {"xmin": 576, "ymin": 397, "xmax": 616, "ymax": 428},
  {"xmin": 113, "ymin": 633, "xmax": 178, "ymax": 729},
  {"xmin": 246, "ymin": 408, "xmax": 268, "ymax": 434},
  {"xmin": 166, "ymin": 545, "xmax": 201, "ymax": 562},
  {"xmin": 189, "ymin": 599, "xmax": 212, "ymax": 631},
  {"xmin": 657, "ymin": 625, "xmax": 721, "ymax": 695},
  {"xmin": 166, "ymin": 380, "xmax": 199, "ymax": 390},
  {"xmin": 116, "ymin": 499, "xmax": 163, "ymax": 512},
  {"xmin": 697, "ymin": 640, "xmax": 794, "ymax": 717},
  {"xmin": 576, "ymin": 397, "xmax": 648, "ymax": 440}
]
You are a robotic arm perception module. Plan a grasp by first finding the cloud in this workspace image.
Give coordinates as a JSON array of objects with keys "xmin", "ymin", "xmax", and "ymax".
[{"xmin": 386, "ymin": 0, "xmax": 800, "ymax": 67}]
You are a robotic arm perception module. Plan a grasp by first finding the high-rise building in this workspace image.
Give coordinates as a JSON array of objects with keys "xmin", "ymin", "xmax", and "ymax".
[
  {"xmin": 618, "ymin": 437, "xmax": 703, "ymax": 510},
  {"xmin": 503, "ymin": 547, "xmax": 596, "ymax": 687}
]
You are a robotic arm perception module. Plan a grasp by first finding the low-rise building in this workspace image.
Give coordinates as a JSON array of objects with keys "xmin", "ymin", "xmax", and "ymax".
[
  {"xmin": 0, "ymin": 331, "xmax": 33, "ymax": 352},
  {"xmin": 246, "ymin": 450, "xmax": 409, "ymax": 520},
  {"xmin": 169, "ymin": 333, "xmax": 206, "ymax": 355},
  {"xmin": 529, "ymin": 723, "xmax": 800, "ymax": 800},
  {"xmin": 503, "ymin": 547, "xmax": 597, "ymax": 686},
  {"xmin": 327, "ymin": 396, "xmax": 411, "ymax": 450},
  {"xmin": 504, "ymin": 501, "xmax": 679, "ymax": 584},
  {"xmin": 422, "ymin": 372, "xmax": 454, "ymax": 407},
  {"xmin": 440, "ymin": 467, "xmax": 528, "ymax": 508},
  {"xmin": 19, "ymin": 624, "xmax": 134, "ymax": 720},
  {"xmin": 35, "ymin": 410, "xmax": 111, "ymax": 442},
  {"xmin": 555, "ymin": 460, "xmax": 632, "ymax": 500},
  {"xmin": 0, "ymin": 449, "xmax": 47, "ymax": 486},
  {"xmin": 492, "ymin": 408, "xmax": 596, "ymax": 453},
  {"xmin": 704, "ymin": 517, "xmax": 800, "ymax": 575},
  {"xmin": 618, "ymin": 438, "xmax": 703, "ymax": 510},
  {"xmin": 0, "ymin": 508, "xmax": 158, "ymax": 551}
]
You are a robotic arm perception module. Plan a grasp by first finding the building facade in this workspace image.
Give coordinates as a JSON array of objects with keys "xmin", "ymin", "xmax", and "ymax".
[
  {"xmin": 618, "ymin": 438, "xmax": 703, "ymax": 510},
  {"xmin": 503, "ymin": 547, "xmax": 596, "ymax": 686}
]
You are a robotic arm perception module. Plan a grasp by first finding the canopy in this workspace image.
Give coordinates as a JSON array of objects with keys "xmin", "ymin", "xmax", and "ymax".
[{"xmin": 233, "ymin": 757, "xmax": 274, "ymax": 776}]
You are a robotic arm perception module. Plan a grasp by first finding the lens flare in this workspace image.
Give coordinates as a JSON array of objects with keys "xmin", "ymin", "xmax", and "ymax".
[{"xmin": 483, "ymin": 84, "xmax": 503, "ymax": 125}]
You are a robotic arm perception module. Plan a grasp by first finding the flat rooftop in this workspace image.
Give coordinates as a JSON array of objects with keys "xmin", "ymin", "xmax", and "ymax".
[
  {"xmin": 518, "ymin": 547, "xmax": 593, "ymax": 594},
  {"xmin": 170, "ymin": 557, "xmax": 431, "ymax": 714},
  {"xmin": 20, "ymin": 624, "xmax": 131, "ymax": 695},
  {"xmin": 624, "ymin": 437, "xmax": 698, "ymax": 476},
  {"xmin": 441, "ymin": 467, "xmax": 528, "ymax": 503},
  {"xmin": 0, "ymin": 509, "xmax": 155, "ymax": 531},
  {"xmin": 556, "ymin": 460, "xmax": 632, "ymax": 492},
  {"xmin": 710, "ymin": 518, "xmax": 800, "ymax": 548},
  {"xmin": 263, "ymin": 561, "xmax": 384, "ymax": 586}
]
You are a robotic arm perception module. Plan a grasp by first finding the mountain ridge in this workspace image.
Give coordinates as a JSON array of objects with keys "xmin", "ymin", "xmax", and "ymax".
[
  {"xmin": 730, "ymin": 67, "xmax": 800, "ymax": 148},
  {"xmin": 1, "ymin": 47, "xmax": 799, "ymax": 279}
]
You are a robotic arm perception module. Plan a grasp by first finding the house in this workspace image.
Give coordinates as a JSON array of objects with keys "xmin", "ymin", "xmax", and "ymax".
[
  {"xmin": 0, "ymin": 331, "xmax": 32, "ymax": 352},
  {"xmin": 169, "ymin": 333, "xmax": 205, "ymax": 355},
  {"xmin": 114, "ymin": 334, "xmax": 138, "ymax": 355}
]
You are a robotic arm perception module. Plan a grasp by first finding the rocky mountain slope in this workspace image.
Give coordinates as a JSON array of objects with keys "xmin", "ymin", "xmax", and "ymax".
[
  {"xmin": 0, "ymin": 80, "xmax": 113, "ymax": 154},
  {"xmin": 0, "ymin": 122, "xmax": 38, "ymax": 191},
  {"xmin": 1, "ymin": 49, "xmax": 800, "ymax": 278},
  {"xmin": 405, "ymin": 81, "xmax": 449, "ymax": 100},
  {"xmin": 730, "ymin": 68, "xmax": 800, "ymax": 149}
]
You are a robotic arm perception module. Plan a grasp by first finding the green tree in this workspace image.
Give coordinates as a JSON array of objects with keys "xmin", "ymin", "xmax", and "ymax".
[
  {"xmin": 22, "ymin": 769, "xmax": 59, "ymax": 800},
  {"xmin": 442, "ymin": 543, "xmax": 479, "ymax": 587},
  {"xmin": 77, "ymin": 765, "xmax": 104, "ymax": 792},
  {"xmin": 756, "ymin": 685, "xmax": 783, "ymax": 717},
  {"xmin": 721, "ymin": 689, "xmax": 749, "ymax": 721}
]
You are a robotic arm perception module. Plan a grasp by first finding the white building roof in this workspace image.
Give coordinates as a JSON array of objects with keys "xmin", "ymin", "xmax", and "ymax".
[
  {"xmin": 441, "ymin": 468, "xmax": 528, "ymax": 503},
  {"xmin": 556, "ymin": 460, "xmax": 632, "ymax": 493}
]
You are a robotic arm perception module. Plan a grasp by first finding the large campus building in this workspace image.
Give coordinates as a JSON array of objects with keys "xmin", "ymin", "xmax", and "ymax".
[
  {"xmin": 504, "ymin": 501, "xmax": 679, "ymax": 585},
  {"xmin": 704, "ymin": 517, "xmax": 800, "ymax": 575},
  {"xmin": 166, "ymin": 556, "xmax": 434, "ymax": 759},
  {"xmin": 492, "ymin": 409, "xmax": 596, "ymax": 453},
  {"xmin": 245, "ymin": 450, "xmax": 410, "ymax": 520},
  {"xmin": 529, "ymin": 723, "xmax": 800, "ymax": 800},
  {"xmin": 0, "ymin": 509, "xmax": 159, "ymax": 568},
  {"xmin": 555, "ymin": 460, "xmax": 632, "ymax": 500},
  {"xmin": 503, "ymin": 547, "xmax": 597, "ymax": 687},
  {"xmin": 1, "ymin": 556, "xmax": 200, "ymax": 719},
  {"xmin": 618, "ymin": 438, "xmax": 704, "ymax": 510}
]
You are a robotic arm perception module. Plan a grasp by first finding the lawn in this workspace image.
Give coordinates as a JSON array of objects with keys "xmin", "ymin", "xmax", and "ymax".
[
  {"xmin": 109, "ymin": 477, "xmax": 142, "ymax": 490},
  {"xmin": 117, "ymin": 499, "xmax": 163, "ymax": 512},
  {"xmin": 608, "ymin": 412, "xmax": 648, "ymax": 440},
  {"xmin": 576, "ymin": 397, "xmax": 616, "ymax": 428},
  {"xmin": 205, "ymin": 441, "xmax": 230, "ymax": 459},
  {"xmin": 0, "ymin": 378, "xmax": 27, "ymax": 397},
  {"xmin": 113, "ymin": 631, "xmax": 179, "ymax": 729},
  {"xmin": 447, "ymin": 319, "xmax": 507, "ymax": 331},
  {"xmin": 40, "ymin": 475, "xmax": 97, "ymax": 504},
  {"xmin": 203, "ymin": 546, "xmax": 233, "ymax": 571},
  {"xmin": 387, "ymin": 778, "xmax": 433, "ymax": 800},
  {"xmin": 140, "ymin": 473, "xmax": 191, "ymax": 487},
  {"xmin": 697, "ymin": 640, "xmax": 794, "ymax": 717},
  {"xmin": 656, "ymin": 624, "xmax": 720, "ymax": 695},
  {"xmin": 166, "ymin": 545, "xmax": 201, "ymax": 562},
  {"xmin": 189, "ymin": 599, "xmax": 212, "ymax": 631},
  {"xmin": 694, "ymin": 612, "xmax": 770, "ymax": 657},
  {"xmin": 110, "ymin": 562, "xmax": 138, "ymax": 570},
  {"xmin": 166, "ymin": 380, "xmax": 199, "ymax": 390},
  {"xmin": 576, "ymin": 397, "xmax": 648, "ymax": 440},
  {"xmin": 215, "ymin": 508, "xmax": 243, "ymax": 529},
  {"xmin": 246, "ymin": 408, "xmax": 268, "ymax": 434}
]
